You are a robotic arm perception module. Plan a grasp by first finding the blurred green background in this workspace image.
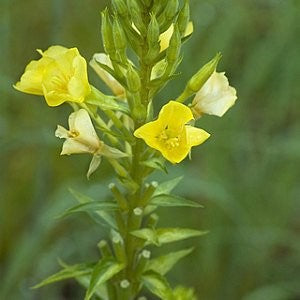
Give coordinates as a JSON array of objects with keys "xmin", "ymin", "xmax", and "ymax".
[{"xmin": 1, "ymin": 0, "xmax": 300, "ymax": 299}]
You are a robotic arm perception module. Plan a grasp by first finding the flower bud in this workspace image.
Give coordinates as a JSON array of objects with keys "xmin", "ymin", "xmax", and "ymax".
[
  {"xmin": 166, "ymin": 25, "xmax": 181, "ymax": 64},
  {"xmin": 113, "ymin": 17, "xmax": 127, "ymax": 51},
  {"xmin": 147, "ymin": 14, "xmax": 159, "ymax": 46},
  {"xmin": 126, "ymin": 65, "xmax": 141, "ymax": 93},
  {"xmin": 101, "ymin": 9, "xmax": 115, "ymax": 55},
  {"xmin": 158, "ymin": 0, "xmax": 179, "ymax": 31},
  {"xmin": 191, "ymin": 71, "xmax": 237, "ymax": 118},
  {"xmin": 187, "ymin": 52, "xmax": 222, "ymax": 93},
  {"xmin": 112, "ymin": 0, "xmax": 128, "ymax": 17},
  {"xmin": 177, "ymin": 0, "xmax": 190, "ymax": 36},
  {"xmin": 127, "ymin": 0, "xmax": 146, "ymax": 35}
]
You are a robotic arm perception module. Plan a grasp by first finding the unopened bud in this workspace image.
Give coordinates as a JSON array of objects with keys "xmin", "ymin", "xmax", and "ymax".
[
  {"xmin": 166, "ymin": 0, "xmax": 179, "ymax": 20},
  {"xmin": 147, "ymin": 14, "xmax": 159, "ymax": 45},
  {"xmin": 187, "ymin": 52, "xmax": 222, "ymax": 93},
  {"xmin": 127, "ymin": 0, "xmax": 146, "ymax": 35},
  {"xmin": 126, "ymin": 65, "xmax": 141, "ymax": 93},
  {"xmin": 177, "ymin": 0, "xmax": 190, "ymax": 36},
  {"xmin": 112, "ymin": 0, "xmax": 128, "ymax": 17},
  {"xmin": 113, "ymin": 17, "xmax": 127, "ymax": 51},
  {"xmin": 166, "ymin": 25, "xmax": 181, "ymax": 64},
  {"xmin": 101, "ymin": 9, "xmax": 115, "ymax": 54},
  {"xmin": 176, "ymin": 52, "xmax": 222, "ymax": 103}
]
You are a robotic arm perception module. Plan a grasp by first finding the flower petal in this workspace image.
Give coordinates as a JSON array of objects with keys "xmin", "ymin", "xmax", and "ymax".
[
  {"xmin": 55, "ymin": 125, "xmax": 69, "ymax": 139},
  {"xmin": 185, "ymin": 126, "xmax": 210, "ymax": 147},
  {"xmin": 60, "ymin": 139, "xmax": 91, "ymax": 155},
  {"xmin": 134, "ymin": 120, "xmax": 162, "ymax": 150},
  {"xmin": 192, "ymin": 72, "xmax": 237, "ymax": 117},
  {"xmin": 159, "ymin": 101, "xmax": 194, "ymax": 131},
  {"xmin": 87, "ymin": 155, "xmax": 102, "ymax": 179}
]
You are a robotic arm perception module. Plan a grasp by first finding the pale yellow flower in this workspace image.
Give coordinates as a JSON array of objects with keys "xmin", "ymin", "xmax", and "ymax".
[
  {"xmin": 55, "ymin": 109, "xmax": 127, "ymax": 177},
  {"xmin": 160, "ymin": 22, "xmax": 193, "ymax": 52},
  {"xmin": 134, "ymin": 101, "xmax": 210, "ymax": 164},
  {"xmin": 89, "ymin": 53, "xmax": 125, "ymax": 97},
  {"xmin": 15, "ymin": 46, "xmax": 91, "ymax": 107},
  {"xmin": 191, "ymin": 72, "xmax": 237, "ymax": 118}
]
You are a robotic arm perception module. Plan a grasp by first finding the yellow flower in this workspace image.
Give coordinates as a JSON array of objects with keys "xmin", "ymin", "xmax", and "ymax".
[
  {"xmin": 159, "ymin": 22, "xmax": 193, "ymax": 52},
  {"xmin": 89, "ymin": 53, "xmax": 125, "ymax": 98},
  {"xmin": 191, "ymin": 72, "xmax": 237, "ymax": 118},
  {"xmin": 55, "ymin": 109, "xmax": 127, "ymax": 177},
  {"xmin": 14, "ymin": 46, "xmax": 91, "ymax": 107},
  {"xmin": 134, "ymin": 101, "xmax": 210, "ymax": 163}
]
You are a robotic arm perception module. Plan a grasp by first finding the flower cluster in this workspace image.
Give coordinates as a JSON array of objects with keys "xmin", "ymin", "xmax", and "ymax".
[{"xmin": 15, "ymin": 0, "xmax": 237, "ymax": 299}]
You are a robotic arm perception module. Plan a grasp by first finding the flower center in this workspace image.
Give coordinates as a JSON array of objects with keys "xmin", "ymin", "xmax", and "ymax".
[
  {"xmin": 157, "ymin": 127, "xmax": 181, "ymax": 150},
  {"xmin": 68, "ymin": 130, "xmax": 80, "ymax": 138}
]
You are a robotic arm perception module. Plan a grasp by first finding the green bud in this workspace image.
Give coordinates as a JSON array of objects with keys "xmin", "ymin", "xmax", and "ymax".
[
  {"xmin": 187, "ymin": 52, "xmax": 222, "ymax": 93},
  {"xmin": 135, "ymin": 250, "xmax": 151, "ymax": 277},
  {"xmin": 166, "ymin": 25, "xmax": 181, "ymax": 64},
  {"xmin": 147, "ymin": 14, "xmax": 159, "ymax": 45},
  {"xmin": 97, "ymin": 240, "xmax": 112, "ymax": 257},
  {"xmin": 165, "ymin": 0, "xmax": 179, "ymax": 20},
  {"xmin": 158, "ymin": 0, "xmax": 178, "ymax": 30},
  {"xmin": 126, "ymin": 65, "xmax": 141, "ymax": 93},
  {"xmin": 127, "ymin": 0, "xmax": 147, "ymax": 36},
  {"xmin": 141, "ymin": 0, "xmax": 152, "ymax": 8},
  {"xmin": 112, "ymin": 0, "xmax": 128, "ymax": 17},
  {"xmin": 177, "ymin": 0, "xmax": 190, "ymax": 36},
  {"xmin": 101, "ymin": 9, "xmax": 115, "ymax": 54},
  {"xmin": 113, "ymin": 17, "xmax": 127, "ymax": 51},
  {"xmin": 176, "ymin": 52, "xmax": 222, "ymax": 103}
]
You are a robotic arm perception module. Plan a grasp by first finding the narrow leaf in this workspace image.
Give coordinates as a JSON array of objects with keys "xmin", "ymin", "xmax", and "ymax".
[
  {"xmin": 157, "ymin": 228, "xmax": 208, "ymax": 245},
  {"xmin": 146, "ymin": 248, "xmax": 194, "ymax": 275},
  {"xmin": 57, "ymin": 201, "xmax": 118, "ymax": 218},
  {"xmin": 150, "ymin": 194, "xmax": 203, "ymax": 208},
  {"xmin": 32, "ymin": 263, "xmax": 94, "ymax": 289},
  {"xmin": 77, "ymin": 275, "xmax": 108, "ymax": 300},
  {"xmin": 142, "ymin": 271, "xmax": 173, "ymax": 299},
  {"xmin": 69, "ymin": 189, "xmax": 117, "ymax": 229},
  {"xmin": 131, "ymin": 228, "xmax": 208, "ymax": 246},
  {"xmin": 140, "ymin": 157, "xmax": 168, "ymax": 173},
  {"xmin": 85, "ymin": 258, "xmax": 124, "ymax": 300},
  {"xmin": 154, "ymin": 176, "xmax": 183, "ymax": 196}
]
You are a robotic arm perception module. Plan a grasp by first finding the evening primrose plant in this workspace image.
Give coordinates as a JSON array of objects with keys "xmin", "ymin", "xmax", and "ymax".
[{"xmin": 15, "ymin": 0, "xmax": 237, "ymax": 299}]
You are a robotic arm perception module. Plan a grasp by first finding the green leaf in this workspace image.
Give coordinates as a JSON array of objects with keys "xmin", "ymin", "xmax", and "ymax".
[
  {"xmin": 69, "ymin": 189, "xmax": 117, "ymax": 229},
  {"xmin": 85, "ymin": 258, "xmax": 125, "ymax": 300},
  {"xmin": 86, "ymin": 86, "xmax": 129, "ymax": 114},
  {"xmin": 32, "ymin": 263, "xmax": 94, "ymax": 289},
  {"xmin": 57, "ymin": 201, "xmax": 118, "ymax": 219},
  {"xmin": 76, "ymin": 275, "xmax": 108, "ymax": 300},
  {"xmin": 142, "ymin": 271, "xmax": 173, "ymax": 300},
  {"xmin": 154, "ymin": 176, "xmax": 183, "ymax": 196},
  {"xmin": 131, "ymin": 228, "xmax": 208, "ymax": 246},
  {"xmin": 146, "ymin": 248, "xmax": 194, "ymax": 275},
  {"xmin": 140, "ymin": 157, "xmax": 168, "ymax": 173},
  {"xmin": 150, "ymin": 194, "xmax": 203, "ymax": 208}
]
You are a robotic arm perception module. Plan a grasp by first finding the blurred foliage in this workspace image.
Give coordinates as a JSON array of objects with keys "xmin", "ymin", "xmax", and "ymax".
[{"xmin": 1, "ymin": 0, "xmax": 300, "ymax": 299}]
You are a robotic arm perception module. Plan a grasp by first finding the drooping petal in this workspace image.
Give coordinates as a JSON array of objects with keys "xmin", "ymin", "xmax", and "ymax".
[
  {"xmin": 185, "ymin": 126, "xmax": 210, "ymax": 147},
  {"xmin": 89, "ymin": 53, "xmax": 125, "ymax": 97},
  {"xmin": 192, "ymin": 72, "xmax": 237, "ymax": 117},
  {"xmin": 60, "ymin": 138, "xmax": 92, "ymax": 155},
  {"xmin": 55, "ymin": 125, "xmax": 69, "ymax": 139},
  {"xmin": 100, "ymin": 144, "xmax": 129, "ymax": 159},
  {"xmin": 87, "ymin": 154, "xmax": 102, "ymax": 179}
]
